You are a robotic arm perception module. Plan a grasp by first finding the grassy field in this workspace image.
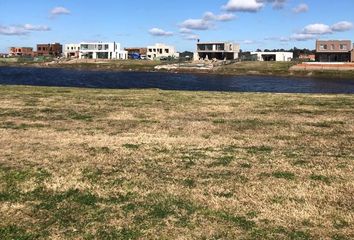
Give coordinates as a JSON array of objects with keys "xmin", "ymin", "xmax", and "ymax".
[{"xmin": 0, "ymin": 85, "xmax": 353, "ymax": 239}]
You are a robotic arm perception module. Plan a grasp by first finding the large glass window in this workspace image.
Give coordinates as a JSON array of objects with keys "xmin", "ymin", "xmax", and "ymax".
[
  {"xmin": 206, "ymin": 44, "xmax": 213, "ymax": 51},
  {"xmin": 216, "ymin": 44, "xmax": 225, "ymax": 51}
]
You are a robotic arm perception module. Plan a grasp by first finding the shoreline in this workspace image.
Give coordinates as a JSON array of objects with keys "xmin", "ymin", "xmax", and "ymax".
[{"xmin": 1, "ymin": 61, "xmax": 354, "ymax": 80}]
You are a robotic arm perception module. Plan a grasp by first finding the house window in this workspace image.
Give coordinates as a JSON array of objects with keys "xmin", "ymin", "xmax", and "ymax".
[
  {"xmin": 340, "ymin": 44, "xmax": 347, "ymax": 50},
  {"xmin": 320, "ymin": 44, "xmax": 327, "ymax": 50},
  {"xmin": 331, "ymin": 44, "xmax": 335, "ymax": 50},
  {"xmin": 104, "ymin": 44, "xmax": 109, "ymax": 50},
  {"xmin": 165, "ymin": 49, "xmax": 169, "ymax": 54}
]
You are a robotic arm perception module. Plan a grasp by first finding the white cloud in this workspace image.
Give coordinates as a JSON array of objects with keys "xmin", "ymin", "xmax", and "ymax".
[
  {"xmin": 302, "ymin": 23, "xmax": 332, "ymax": 35},
  {"xmin": 223, "ymin": 0, "xmax": 263, "ymax": 12},
  {"xmin": 179, "ymin": 28, "xmax": 193, "ymax": 34},
  {"xmin": 288, "ymin": 20, "xmax": 353, "ymax": 42},
  {"xmin": 0, "ymin": 24, "xmax": 50, "ymax": 36},
  {"xmin": 0, "ymin": 25, "xmax": 28, "ymax": 36},
  {"xmin": 148, "ymin": 28, "xmax": 173, "ymax": 36},
  {"xmin": 290, "ymin": 33, "xmax": 316, "ymax": 41},
  {"xmin": 183, "ymin": 34, "xmax": 200, "ymax": 41},
  {"xmin": 203, "ymin": 12, "xmax": 235, "ymax": 22},
  {"xmin": 293, "ymin": 3, "xmax": 309, "ymax": 13},
  {"xmin": 331, "ymin": 21, "xmax": 353, "ymax": 32},
  {"xmin": 262, "ymin": 0, "xmax": 287, "ymax": 9},
  {"xmin": 243, "ymin": 40, "xmax": 255, "ymax": 44},
  {"xmin": 179, "ymin": 11, "xmax": 234, "ymax": 34},
  {"xmin": 222, "ymin": 0, "xmax": 287, "ymax": 12},
  {"xmin": 279, "ymin": 37, "xmax": 290, "ymax": 42},
  {"xmin": 23, "ymin": 24, "xmax": 50, "ymax": 31},
  {"xmin": 264, "ymin": 36, "xmax": 290, "ymax": 42},
  {"xmin": 50, "ymin": 7, "xmax": 70, "ymax": 17},
  {"xmin": 180, "ymin": 18, "xmax": 213, "ymax": 30}
]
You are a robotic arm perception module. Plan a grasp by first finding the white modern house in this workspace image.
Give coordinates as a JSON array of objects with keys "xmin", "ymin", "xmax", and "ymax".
[
  {"xmin": 64, "ymin": 44, "xmax": 80, "ymax": 58},
  {"xmin": 196, "ymin": 42, "xmax": 240, "ymax": 60},
  {"xmin": 79, "ymin": 42, "xmax": 128, "ymax": 60},
  {"xmin": 251, "ymin": 52, "xmax": 293, "ymax": 62},
  {"xmin": 147, "ymin": 43, "xmax": 179, "ymax": 60}
]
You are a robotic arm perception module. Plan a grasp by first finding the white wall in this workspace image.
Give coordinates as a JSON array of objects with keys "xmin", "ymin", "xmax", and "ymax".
[
  {"xmin": 146, "ymin": 43, "xmax": 179, "ymax": 60},
  {"xmin": 64, "ymin": 44, "xmax": 80, "ymax": 58},
  {"xmin": 251, "ymin": 52, "xmax": 293, "ymax": 62},
  {"xmin": 79, "ymin": 42, "xmax": 128, "ymax": 60}
]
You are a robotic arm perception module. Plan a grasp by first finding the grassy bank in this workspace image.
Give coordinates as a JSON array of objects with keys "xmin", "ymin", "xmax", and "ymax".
[{"xmin": 0, "ymin": 86, "xmax": 353, "ymax": 239}]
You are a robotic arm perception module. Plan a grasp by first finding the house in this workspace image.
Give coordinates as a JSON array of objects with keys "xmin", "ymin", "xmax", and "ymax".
[
  {"xmin": 124, "ymin": 47, "xmax": 147, "ymax": 59},
  {"xmin": 315, "ymin": 40, "xmax": 353, "ymax": 62},
  {"xmin": 196, "ymin": 42, "xmax": 240, "ymax": 60},
  {"xmin": 146, "ymin": 43, "xmax": 179, "ymax": 60},
  {"xmin": 64, "ymin": 44, "xmax": 80, "ymax": 58},
  {"xmin": 250, "ymin": 52, "xmax": 293, "ymax": 62},
  {"xmin": 79, "ymin": 42, "xmax": 128, "ymax": 60},
  {"xmin": 37, "ymin": 43, "xmax": 63, "ymax": 57},
  {"xmin": 9, "ymin": 47, "xmax": 34, "ymax": 57},
  {"xmin": 352, "ymin": 45, "xmax": 354, "ymax": 62}
]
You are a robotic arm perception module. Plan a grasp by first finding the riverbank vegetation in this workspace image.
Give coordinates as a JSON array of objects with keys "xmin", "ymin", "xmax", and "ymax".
[{"xmin": 0, "ymin": 86, "xmax": 353, "ymax": 239}]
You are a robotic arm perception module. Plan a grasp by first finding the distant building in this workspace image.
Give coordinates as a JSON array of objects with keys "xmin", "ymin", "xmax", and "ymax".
[
  {"xmin": 124, "ymin": 47, "xmax": 147, "ymax": 59},
  {"xmin": 179, "ymin": 51, "xmax": 194, "ymax": 61},
  {"xmin": 147, "ymin": 43, "xmax": 179, "ymax": 60},
  {"xmin": 9, "ymin": 47, "xmax": 34, "ymax": 57},
  {"xmin": 352, "ymin": 45, "xmax": 354, "ymax": 62},
  {"xmin": 315, "ymin": 40, "xmax": 353, "ymax": 62},
  {"xmin": 196, "ymin": 42, "xmax": 240, "ymax": 60},
  {"xmin": 250, "ymin": 52, "xmax": 293, "ymax": 62},
  {"xmin": 79, "ymin": 42, "xmax": 128, "ymax": 60},
  {"xmin": 64, "ymin": 44, "xmax": 80, "ymax": 58},
  {"xmin": 298, "ymin": 54, "xmax": 316, "ymax": 61},
  {"xmin": 37, "ymin": 43, "xmax": 63, "ymax": 57}
]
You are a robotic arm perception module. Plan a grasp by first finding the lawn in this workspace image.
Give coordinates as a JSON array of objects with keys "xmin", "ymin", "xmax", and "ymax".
[{"xmin": 0, "ymin": 85, "xmax": 353, "ymax": 239}]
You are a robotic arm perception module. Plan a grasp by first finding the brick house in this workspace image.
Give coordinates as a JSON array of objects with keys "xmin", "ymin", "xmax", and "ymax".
[
  {"xmin": 315, "ymin": 40, "xmax": 353, "ymax": 62},
  {"xmin": 9, "ymin": 47, "xmax": 34, "ymax": 57},
  {"xmin": 36, "ymin": 43, "xmax": 63, "ymax": 57}
]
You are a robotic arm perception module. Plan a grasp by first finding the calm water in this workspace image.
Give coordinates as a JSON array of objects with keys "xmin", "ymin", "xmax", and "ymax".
[{"xmin": 1, "ymin": 66, "xmax": 354, "ymax": 94}]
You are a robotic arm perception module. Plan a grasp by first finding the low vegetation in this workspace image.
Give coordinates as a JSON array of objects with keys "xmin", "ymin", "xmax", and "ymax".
[{"xmin": 0, "ymin": 86, "xmax": 353, "ymax": 239}]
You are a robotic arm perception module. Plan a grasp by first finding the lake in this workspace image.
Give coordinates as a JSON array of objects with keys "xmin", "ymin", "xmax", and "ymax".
[{"xmin": 1, "ymin": 66, "xmax": 354, "ymax": 93}]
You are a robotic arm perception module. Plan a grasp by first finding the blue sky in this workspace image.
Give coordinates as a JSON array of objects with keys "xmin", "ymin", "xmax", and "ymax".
[{"xmin": 1, "ymin": 0, "xmax": 354, "ymax": 53}]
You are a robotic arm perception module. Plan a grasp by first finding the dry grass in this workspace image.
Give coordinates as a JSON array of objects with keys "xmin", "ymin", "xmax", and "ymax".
[{"xmin": 0, "ymin": 85, "xmax": 353, "ymax": 239}]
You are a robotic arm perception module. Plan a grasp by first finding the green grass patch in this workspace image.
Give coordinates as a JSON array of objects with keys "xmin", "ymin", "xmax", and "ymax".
[
  {"xmin": 310, "ymin": 174, "xmax": 331, "ymax": 185},
  {"xmin": 272, "ymin": 171, "xmax": 296, "ymax": 180},
  {"xmin": 122, "ymin": 144, "xmax": 140, "ymax": 150}
]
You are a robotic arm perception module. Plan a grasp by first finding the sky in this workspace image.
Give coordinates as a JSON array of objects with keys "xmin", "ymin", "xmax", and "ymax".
[{"xmin": 0, "ymin": 0, "xmax": 354, "ymax": 53}]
